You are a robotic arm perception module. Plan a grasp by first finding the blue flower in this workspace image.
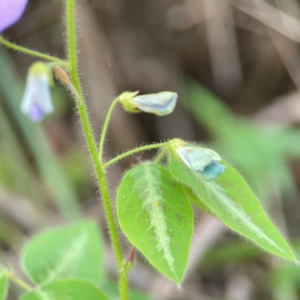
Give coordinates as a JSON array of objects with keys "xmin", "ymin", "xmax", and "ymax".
[
  {"xmin": 201, "ymin": 161, "xmax": 226, "ymax": 181},
  {"xmin": 175, "ymin": 143, "xmax": 226, "ymax": 181},
  {"xmin": 0, "ymin": 0, "xmax": 28, "ymax": 32},
  {"xmin": 119, "ymin": 91, "xmax": 178, "ymax": 116},
  {"xmin": 20, "ymin": 63, "xmax": 54, "ymax": 122}
]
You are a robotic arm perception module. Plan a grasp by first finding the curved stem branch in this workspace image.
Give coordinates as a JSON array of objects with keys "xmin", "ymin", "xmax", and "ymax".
[
  {"xmin": 0, "ymin": 36, "xmax": 68, "ymax": 66},
  {"xmin": 99, "ymin": 97, "xmax": 119, "ymax": 161},
  {"xmin": 4, "ymin": 271, "xmax": 32, "ymax": 292},
  {"xmin": 154, "ymin": 146, "xmax": 169, "ymax": 164},
  {"xmin": 65, "ymin": 1, "xmax": 126, "ymax": 299},
  {"xmin": 104, "ymin": 142, "xmax": 170, "ymax": 169}
]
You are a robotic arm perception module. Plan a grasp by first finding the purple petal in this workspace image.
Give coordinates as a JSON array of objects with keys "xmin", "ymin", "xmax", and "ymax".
[
  {"xmin": 28, "ymin": 102, "xmax": 45, "ymax": 122},
  {"xmin": 20, "ymin": 73, "xmax": 54, "ymax": 122},
  {"xmin": 0, "ymin": 0, "xmax": 28, "ymax": 32}
]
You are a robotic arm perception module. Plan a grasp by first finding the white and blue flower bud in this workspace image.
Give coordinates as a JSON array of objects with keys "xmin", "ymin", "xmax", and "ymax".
[
  {"xmin": 171, "ymin": 140, "xmax": 226, "ymax": 181},
  {"xmin": 119, "ymin": 91, "xmax": 178, "ymax": 116},
  {"xmin": 20, "ymin": 62, "xmax": 54, "ymax": 122}
]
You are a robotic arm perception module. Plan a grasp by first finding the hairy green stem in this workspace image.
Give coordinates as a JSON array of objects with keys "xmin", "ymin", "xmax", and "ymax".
[
  {"xmin": 0, "ymin": 36, "xmax": 68, "ymax": 66},
  {"xmin": 154, "ymin": 146, "xmax": 169, "ymax": 164},
  {"xmin": 104, "ymin": 142, "xmax": 170, "ymax": 169},
  {"xmin": 99, "ymin": 97, "xmax": 119, "ymax": 161},
  {"xmin": 4, "ymin": 271, "xmax": 32, "ymax": 292},
  {"xmin": 47, "ymin": 61, "xmax": 70, "ymax": 69},
  {"xmin": 65, "ymin": 1, "xmax": 127, "ymax": 299}
]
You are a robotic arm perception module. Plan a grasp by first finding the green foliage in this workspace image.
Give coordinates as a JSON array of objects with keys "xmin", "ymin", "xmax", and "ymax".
[
  {"xmin": 102, "ymin": 281, "xmax": 155, "ymax": 300},
  {"xmin": 117, "ymin": 163, "xmax": 194, "ymax": 283},
  {"xmin": 0, "ymin": 103, "xmax": 41, "ymax": 202},
  {"xmin": 0, "ymin": 50, "xmax": 81, "ymax": 220},
  {"xmin": 168, "ymin": 147, "xmax": 297, "ymax": 262},
  {"xmin": 21, "ymin": 220, "xmax": 105, "ymax": 286},
  {"xmin": 272, "ymin": 268, "xmax": 298, "ymax": 300},
  {"xmin": 185, "ymin": 80, "xmax": 300, "ymax": 200},
  {"xmin": 271, "ymin": 245, "xmax": 300, "ymax": 300},
  {"xmin": 200, "ymin": 241, "xmax": 262, "ymax": 270},
  {"xmin": 20, "ymin": 279, "xmax": 109, "ymax": 300},
  {"xmin": 1, "ymin": 11, "xmax": 300, "ymax": 297},
  {"xmin": 0, "ymin": 267, "xmax": 8, "ymax": 300}
]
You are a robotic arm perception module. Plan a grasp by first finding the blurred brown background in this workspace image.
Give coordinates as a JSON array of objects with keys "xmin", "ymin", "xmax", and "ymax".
[{"xmin": 2, "ymin": 0, "xmax": 300, "ymax": 299}]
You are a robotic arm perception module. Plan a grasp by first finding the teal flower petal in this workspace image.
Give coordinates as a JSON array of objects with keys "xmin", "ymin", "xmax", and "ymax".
[
  {"xmin": 200, "ymin": 161, "xmax": 226, "ymax": 181},
  {"xmin": 175, "ymin": 144, "xmax": 226, "ymax": 181}
]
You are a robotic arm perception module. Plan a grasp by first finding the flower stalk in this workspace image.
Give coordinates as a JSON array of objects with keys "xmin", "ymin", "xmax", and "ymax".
[
  {"xmin": 104, "ymin": 141, "xmax": 170, "ymax": 169},
  {"xmin": 65, "ymin": 0, "xmax": 127, "ymax": 299},
  {"xmin": 0, "ymin": 37, "xmax": 68, "ymax": 66},
  {"xmin": 4, "ymin": 270, "xmax": 32, "ymax": 292},
  {"xmin": 99, "ymin": 97, "xmax": 120, "ymax": 161},
  {"xmin": 1, "ymin": 1, "xmax": 180, "ymax": 298}
]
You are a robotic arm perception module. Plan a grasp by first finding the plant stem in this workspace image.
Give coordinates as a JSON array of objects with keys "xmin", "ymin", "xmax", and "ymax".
[
  {"xmin": 154, "ymin": 146, "xmax": 169, "ymax": 163},
  {"xmin": 0, "ymin": 36, "xmax": 68, "ymax": 66},
  {"xmin": 5, "ymin": 271, "xmax": 32, "ymax": 292},
  {"xmin": 65, "ymin": 1, "xmax": 126, "ymax": 299},
  {"xmin": 104, "ymin": 142, "xmax": 170, "ymax": 169},
  {"xmin": 47, "ymin": 61, "xmax": 70, "ymax": 69},
  {"xmin": 99, "ymin": 97, "xmax": 119, "ymax": 161},
  {"xmin": 120, "ymin": 272, "xmax": 128, "ymax": 300}
]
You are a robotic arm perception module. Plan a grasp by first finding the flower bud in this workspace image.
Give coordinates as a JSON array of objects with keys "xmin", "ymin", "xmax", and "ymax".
[
  {"xmin": 119, "ymin": 91, "xmax": 177, "ymax": 116},
  {"xmin": 20, "ymin": 62, "xmax": 54, "ymax": 122},
  {"xmin": 172, "ymin": 140, "xmax": 226, "ymax": 181}
]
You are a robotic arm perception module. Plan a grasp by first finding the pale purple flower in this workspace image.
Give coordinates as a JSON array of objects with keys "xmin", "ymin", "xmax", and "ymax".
[
  {"xmin": 0, "ymin": 0, "xmax": 28, "ymax": 32},
  {"xmin": 119, "ymin": 91, "xmax": 178, "ymax": 116},
  {"xmin": 131, "ymin": 92, "xmax": 178, "ymax": 116},
  {"xmin": 20, "ymin": 72, "xmax": 53, "ymax": 122}
]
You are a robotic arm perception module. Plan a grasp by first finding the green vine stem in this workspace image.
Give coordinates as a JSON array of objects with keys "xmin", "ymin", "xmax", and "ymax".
[
  {"xmin": 65, "ymin": 1, "xmax": 127, "ymax": 299},
  {"xmin": 0, "ymin": 36, "xmax": 68, "ymax": 66},
  {"xmin": 104, "ymin": 142, "xmax": 170, "ymax": 169},
  {"xmin": 47, "ymin": 61, "xmax": 70, "ymax": 69},
  {"xmin": 4, "ymin": 270, "xmax": 32, "ymax": 292},
  {"xmin": 154, "ymin": 145, "xmax": 169, "ymax": 163},
  {"xmin": 99, "ymin": 97, "xmax": 120, "ymax": 161}
]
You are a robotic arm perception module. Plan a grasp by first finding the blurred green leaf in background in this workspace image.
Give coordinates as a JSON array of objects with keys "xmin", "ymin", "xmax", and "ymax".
[
  {"xmin": 0, "ymin": 49, "xmax": 81, "ymax": 220},
  {"xmin": 21, "ymin": 220, "xmax": 105, "ymax": 287},
  {"xmin": 21, "ymin": 279, "xmax": 109, "ymax": 300},
  {"xmin": 0, "ymin": 266, "xmax": 8, "ymax": 300},
  {"xmin": 185, "ymin": 80, "xmax": 300, "ymax": 204}
]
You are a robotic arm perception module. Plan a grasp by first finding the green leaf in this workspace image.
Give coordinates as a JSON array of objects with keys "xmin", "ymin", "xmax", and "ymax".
[
  {"xmin": 271, "ymin": 245, "xmax": 300, "ymax": 300},
  {"xmin": 0, "ymin": 267, "xmax": 8, "ymax": 300},
  {"xmin": 117, "ymin": 163, "xmax": 193, "ymax": 283},
  {"xmin": 168, "ymin": 148, "xmax": 297, "ymax": 262},
  {"xmin": 185, "ymin": 80, "xmax": 300, "ymax": 201},
  {"xmin": 21, "ymin": 220, "xmax": 105, "ymax": 286},
  {"xmin": 201, "ymin": 241, "xmax": 262, "ymax": 270},
  {"xmin": 181, "ymin": 185, "xmax": 214, "ymax": 216},
  {"xmin": 20, "ymin": 279, "xmax": 109, "ymax": 300}
]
